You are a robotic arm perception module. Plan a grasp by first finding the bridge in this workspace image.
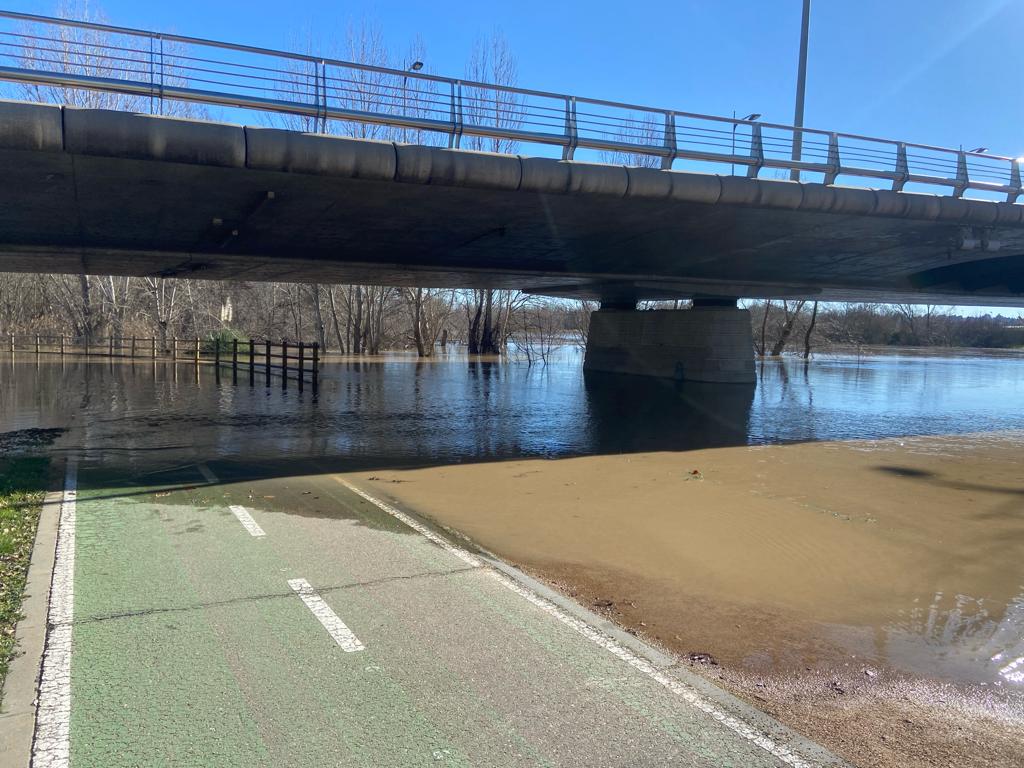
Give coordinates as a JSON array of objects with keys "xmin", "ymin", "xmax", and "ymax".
[{"xmin": 1, "ymin": 11, "xmax": 1023, "ymax": 383}]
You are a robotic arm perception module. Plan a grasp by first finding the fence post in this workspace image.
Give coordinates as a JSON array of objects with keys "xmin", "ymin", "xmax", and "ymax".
[
  {"xmin": 214, "ymin": 338, "xmax": 221, "ymax": 382},
  {"xmin": 35, "ymin": 334, "xmax": 40, "ymax": 355},
  {"xmin": 265, "ymin": 339, "xmax": 271, "ymax": 386},
  {"xmin": 232, "ymin": 338, "xmax": 238, "ymax": 384},
  {"xmin": 312, "ymin": 342, "xmax": 319, "ymax": 394},
  {"xmin": 281, "ymin": 340, "xmax": 288, "ymax": 390},
  {"xmin": 151, "ymin": 337, "xmax": 156, "ymax": 359},
  {"xmin": 131, "ymin": 336, "xmax": 137, "ymax": 359},
  {"xmin": 298, "ymin": 342, "xmax": 305, "ymax": 393},
  {"xmin": 108, "ymin": 336, "xmax": 114, "ymax": 357},
  {"xmin": 249, "ymin": 339, "xmax": 255, "ymax": 386},
  {"xmin": 172, "ymin": 338, "xmax": 177, "ymax": 361},
  {"xmin": 84, "ymin": 335, "xmax": 89, "ymax": 356},
  {"xmin": 194, "ymin": 337, "xmax": 200, "ymax": 365},
  {"xmin": 9, "ymin": 334, "xmax": 13, "ymax": 354}
]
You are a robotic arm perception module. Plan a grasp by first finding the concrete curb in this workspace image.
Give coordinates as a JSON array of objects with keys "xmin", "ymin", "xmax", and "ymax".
[
  {"xmin": 0, "ymin": 460, "xmax": 64, "ymax": 768},
  {"xmin": 362, "ymin": 484, "xmax": 853, "ymax": 768}
]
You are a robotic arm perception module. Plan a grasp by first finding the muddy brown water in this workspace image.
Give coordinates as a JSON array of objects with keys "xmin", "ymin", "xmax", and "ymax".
[{"xmin": 3, "ymin": 349, "xmax": 1024, "ymax": 766}]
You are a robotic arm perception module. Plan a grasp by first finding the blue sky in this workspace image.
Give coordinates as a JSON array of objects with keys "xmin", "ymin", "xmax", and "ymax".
[{"xmin": 3, "ymin": 0, "xmax": 1022, "ymax": 315}]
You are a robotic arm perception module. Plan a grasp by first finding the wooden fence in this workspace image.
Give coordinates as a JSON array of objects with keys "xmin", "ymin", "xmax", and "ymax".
[{"xmin": 5, "ymin": 334, "xmax": 319, "ymax": 393}]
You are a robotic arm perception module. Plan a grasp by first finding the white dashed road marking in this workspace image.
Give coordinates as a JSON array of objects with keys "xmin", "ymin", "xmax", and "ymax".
[
  {"xmin": 32, "ymin": 459, "xmax": 78, "ymax": 768},
  {"xmin": 288, "ymin": 578, "xmax": 365, "ymax": 652},
  {"xmin": 336, "ymin": 477, "xmax": 816, "ymax": 768},
  {"xmin": 229, "ymin": 505, "xmax": 266, "ymax": 537}
]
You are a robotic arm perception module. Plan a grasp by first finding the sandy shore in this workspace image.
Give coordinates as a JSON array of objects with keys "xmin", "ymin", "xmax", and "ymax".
[{"xmin": 360, "ymin": 433, "xmax": 1024, "ymax": 768}]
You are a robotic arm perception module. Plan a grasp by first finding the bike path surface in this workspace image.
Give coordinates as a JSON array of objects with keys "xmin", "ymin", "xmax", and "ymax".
[{"xmin": 54, "ymin": 462, "xmax": 841, "ymax": 767}]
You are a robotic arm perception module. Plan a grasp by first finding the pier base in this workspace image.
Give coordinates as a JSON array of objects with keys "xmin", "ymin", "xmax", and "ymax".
[{"xmin": 583, "ymin": 305, "xmax": 755, "ymax": 384}]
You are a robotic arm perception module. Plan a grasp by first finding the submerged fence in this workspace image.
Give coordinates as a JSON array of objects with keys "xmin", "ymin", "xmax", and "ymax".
[{"xmin": 6, "ymin": 334, "xmax": 319, "ymax": 392}]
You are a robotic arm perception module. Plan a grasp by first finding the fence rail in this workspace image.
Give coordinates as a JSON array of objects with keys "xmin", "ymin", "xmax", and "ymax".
[
  {"xmin": 5, "ymin": 334, "xmax": 319, "ymax": 392},
  {"xmin": 0, "ymin": 10, "xmax": 1018, "ymax": 201}
]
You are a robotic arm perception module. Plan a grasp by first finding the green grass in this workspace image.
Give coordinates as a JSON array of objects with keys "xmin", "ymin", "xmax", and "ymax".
[{"xmin": 0, "ymin": 457, "xmax": 49, "ymax": 705}]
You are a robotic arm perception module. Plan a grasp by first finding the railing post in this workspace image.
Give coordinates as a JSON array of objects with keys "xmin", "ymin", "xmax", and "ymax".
[
  {"xmin": 151, "ymin": 337, "xmax": 156, "ymax": 359},
  {"xmin": 562, "ymin": 96, "xmax": 578, "ymax": 161},
  {"xmin": 195, "ymin": 337, "xmax": 200, "ymax": 365},
  {"xmin": 9, "ymin": 334, "xmax": 13, "ymax": 354},
  {"xmin": 131, "ymin": 336, "xmax": 136, "ymax": 358},
  {"xmin": 84, "ymin": 336, "xmax": 89, "ymax": 356},
  {"xmin": 232, "ymin": 337, "xmax": 238, "ymax": 384},
  {"xmin": 108, "ymin": 336, "xmax": 114, "ymax": 357},
  {"xmin": 249, "ymin": 338, "xmax": 255, "ymax": 386},
  {"xmin": 60, "ymin": 335, "xmax": 65, "ymax": 356},
  {"xmin": 312, "ymin": 342, "xmax": 319, "ymax": 395},
  {"xmin": 265, "ymin": 339, "xmax": 271, "ymax": 386},
  {"xmin": 1009, "ymin": 160, "xmax": 1022, "ymax": 204},
  {"xmin": 298, "ymin": 342, "xmax": 305, "ymax": 393},
  {"xmin": 824, "ymin": 132, "xmax": 841, "ymax": 185},
  {"xmin": 281, "ymin": 340, "xmax": 288, "ymax": 390},
  {"xmin": 214, "ymin": 337, "xmax": 221, "ymax": 382},
  {"xmin": 954, "ymin": 150, "xmax": 969, "ymax": 198},
  {"xmin": 892, "ymin": 143, "xmax": 909, "ymax": 192},
  {"xmin": 448, "ymin": 81, "xmax": 464, "ymax": 149},
  {"xmin": 661, "ymin": 112, "xmax": 677, "ymax": 170},
  {"xmin": 747, "ymin": 123, "xmax": 764, "ymax": 179},
  {"xmin": 35, "ymin": 334, "xmax": 40, "ymax": 355},
  {"xmin": 172, "ymin": 337, "xmax": 177, "ymax": 361}
]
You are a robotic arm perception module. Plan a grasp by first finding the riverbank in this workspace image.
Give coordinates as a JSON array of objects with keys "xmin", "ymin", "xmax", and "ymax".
[{"xmin": 360, "ymin": 433, "xmax": 1024, "ymax": 768}]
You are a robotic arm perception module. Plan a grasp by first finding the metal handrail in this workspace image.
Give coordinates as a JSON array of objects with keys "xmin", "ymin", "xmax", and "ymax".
[{"xmin": 0, "ymin": 9, "xmax": 1019, "ymax": 201}]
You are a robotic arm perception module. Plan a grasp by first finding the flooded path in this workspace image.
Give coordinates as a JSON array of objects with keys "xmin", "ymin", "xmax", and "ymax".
[{"xmin": 3, "ymin": 349, "xmax": 1024, "ymax": 766}]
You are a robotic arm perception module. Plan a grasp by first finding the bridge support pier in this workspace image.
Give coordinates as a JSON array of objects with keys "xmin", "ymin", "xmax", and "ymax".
[{"xmin": 583, "ymin": 301, "xmax": 755, "ymax": 384}]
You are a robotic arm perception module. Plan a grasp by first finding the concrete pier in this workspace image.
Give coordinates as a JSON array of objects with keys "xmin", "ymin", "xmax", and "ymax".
[{"xmin": 583, "ymin": 305, "xmax": 756, "ymax": 384}]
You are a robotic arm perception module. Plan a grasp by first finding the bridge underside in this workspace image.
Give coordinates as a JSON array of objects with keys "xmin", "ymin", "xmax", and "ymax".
[{"xmin": 2, "ymin": 101, "xmax": 1024, "ymax": 308}]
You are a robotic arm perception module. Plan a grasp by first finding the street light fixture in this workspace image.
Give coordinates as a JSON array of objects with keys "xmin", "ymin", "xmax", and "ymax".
[
  {"xmin": 731, "ymin": 112, "xmax": 762, "ymax": 176},
  {"xmin": 402, "ymin": 61, "xmax": 425, "ymax": 141}
]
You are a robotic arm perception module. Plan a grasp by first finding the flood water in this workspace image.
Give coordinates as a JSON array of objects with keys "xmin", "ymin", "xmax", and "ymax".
[
  {"xmin": 3, "ymin": 348, "xmax": 1024, "ymax": 464},
  {"xmin": 2, "ymin": 348, "xmax": 1024, "ymax": 692}
]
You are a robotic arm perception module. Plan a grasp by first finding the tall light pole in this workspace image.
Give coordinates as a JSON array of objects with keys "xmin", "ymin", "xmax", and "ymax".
[{"xmin": 790, "ymin": 0, "xmax": 811, "ymax": 181}]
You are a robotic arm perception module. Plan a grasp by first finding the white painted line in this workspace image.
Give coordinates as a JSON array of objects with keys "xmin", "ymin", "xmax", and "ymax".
[
  {"xmin": 228, "ymin": 505, "xmax": 266, "ymax": 538},
  {"xmin": 338, "ymin": 479, "xmax": 481, "ymax": 568},
  {"xmin": 287, "ymin": 578, "xmax": 365, "ymax": 652},
  {"xmin": 196, "ymin": 463, "xmax": 218, "ymax": 484},
  {"xmin": 32, "ymin": 459, "xmax": 78, "ymax": 768},
  {"xmin": 337, "ymin": 478, "xmax": 815, "ymax": 768}
]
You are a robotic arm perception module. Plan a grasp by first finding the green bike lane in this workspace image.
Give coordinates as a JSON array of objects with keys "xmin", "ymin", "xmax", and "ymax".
[{"xmin": 50, "ymin": 461, "xmax": 845, "ymax": 767}]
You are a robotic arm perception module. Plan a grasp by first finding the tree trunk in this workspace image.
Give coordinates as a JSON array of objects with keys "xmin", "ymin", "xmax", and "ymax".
[
  {"xmin": 803, "ymin": 301, "xmax": 819, "ymax": 359},
  {"xmin": 770, "ymin": 301, "xmax": 806, "ymax": 357},
  {"xmin": 327, "ymin": 286, "xmax": 345, "ymax": 354}
]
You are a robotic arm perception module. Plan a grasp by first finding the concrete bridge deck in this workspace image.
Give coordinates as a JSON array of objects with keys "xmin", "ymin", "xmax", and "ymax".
[{"xmin": 2, "ymin": 99, "xmax": 1024, "ymax": 308}]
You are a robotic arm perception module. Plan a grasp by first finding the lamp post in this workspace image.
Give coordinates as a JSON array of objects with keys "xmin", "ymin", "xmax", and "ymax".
[
  {"xmin": 402, "ymin": 60, "xmax": 423, "ymax": 143},
  {"xmin": 790, "ymin": 0, "xmax": 811, "ymax": 181},
  {"xmin": 731, "ymin": 112, "xmax": 761, "ymax": 176}
]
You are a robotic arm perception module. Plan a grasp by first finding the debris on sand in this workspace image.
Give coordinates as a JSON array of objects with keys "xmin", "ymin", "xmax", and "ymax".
[
  {"xmin": 684, "ymin": 469, "xmax": 704, "ymax": 481},
  {"xmin": 687, "ymin": 652, "xmax": 719, "ymax": 666}
]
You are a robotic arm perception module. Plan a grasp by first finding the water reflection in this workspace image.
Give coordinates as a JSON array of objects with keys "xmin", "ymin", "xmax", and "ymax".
[{"xmin": 3, "ymin": 350, "xmax": 1024, "ymax": 465}]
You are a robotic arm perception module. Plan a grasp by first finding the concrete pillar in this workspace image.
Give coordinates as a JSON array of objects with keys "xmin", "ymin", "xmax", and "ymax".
[{"xmin": 583, "ymin": 305, "xmax": 755, "ymax": 384}]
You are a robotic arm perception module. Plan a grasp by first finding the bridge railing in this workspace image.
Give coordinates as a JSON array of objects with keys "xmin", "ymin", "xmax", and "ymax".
[{"xmin": 0, "ymin": 10, "xmax": 1019, "ymax": 202}]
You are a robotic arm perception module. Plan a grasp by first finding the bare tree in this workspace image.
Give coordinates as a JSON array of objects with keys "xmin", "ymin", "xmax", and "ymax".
[{"xmin": 463, "ymin": 31, "xmax": 523, "ymax": 155}]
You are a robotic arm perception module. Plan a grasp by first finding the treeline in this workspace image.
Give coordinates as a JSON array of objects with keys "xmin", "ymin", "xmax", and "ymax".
[
  {"xmin": 749, "ymin": 300, "xmax": 1024, "ymax": 355},
  {"xmin": 0, "ymin": 273, "xmax": 585, "ymax": 357}
]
